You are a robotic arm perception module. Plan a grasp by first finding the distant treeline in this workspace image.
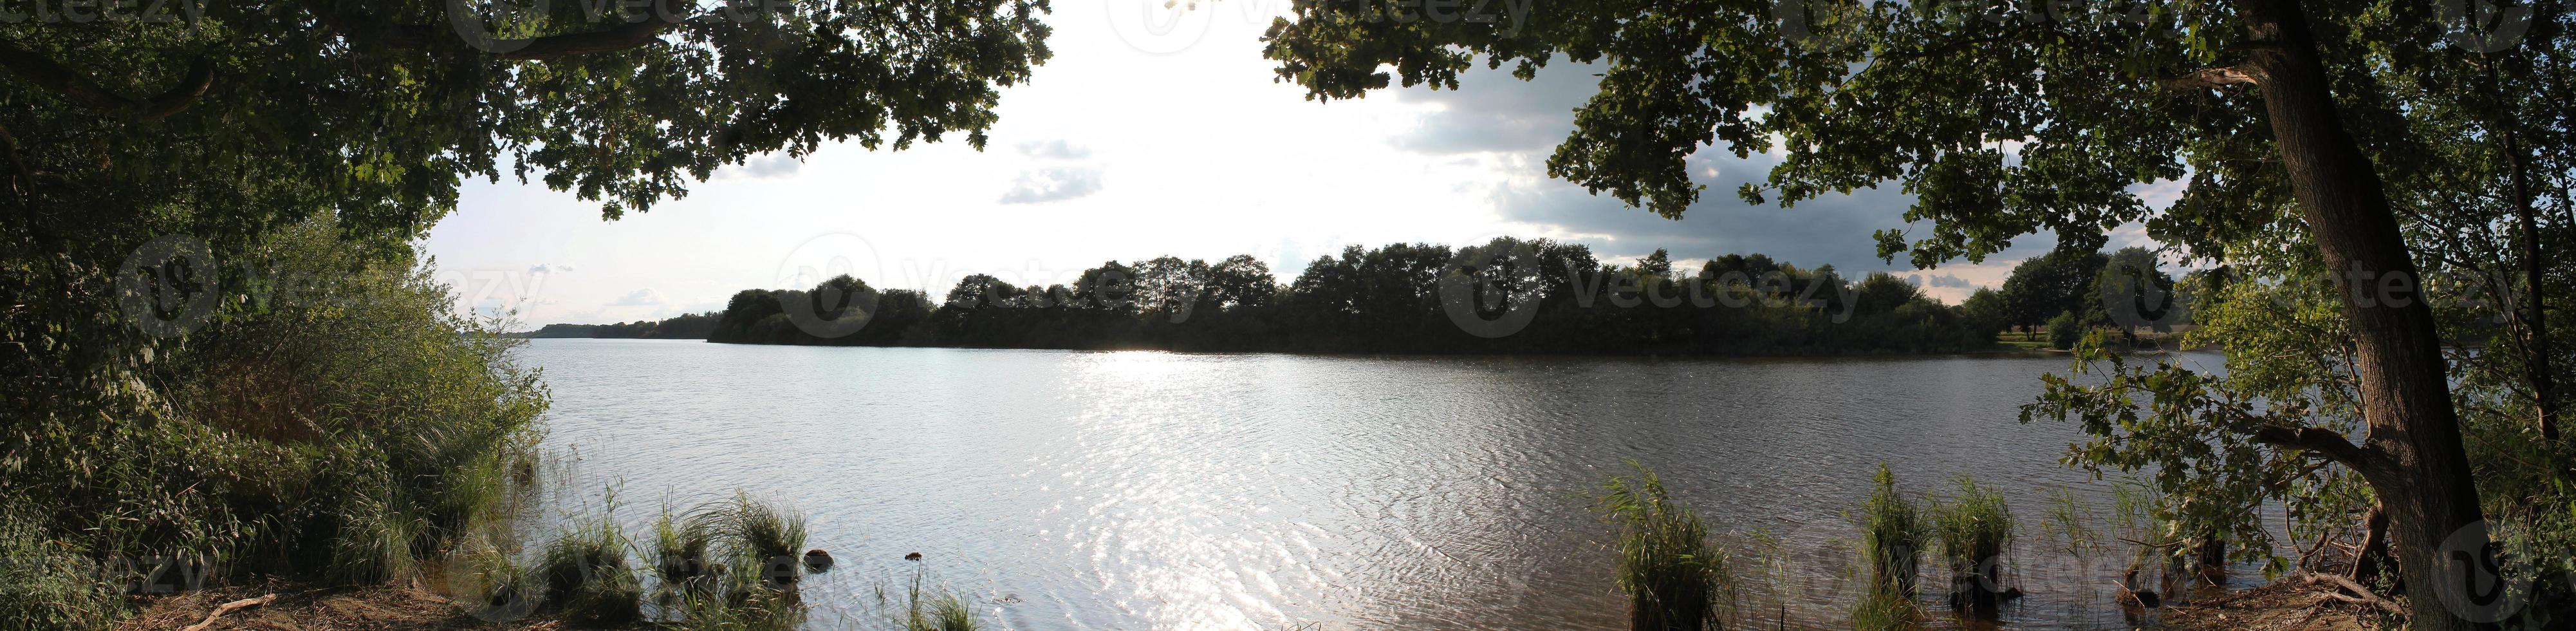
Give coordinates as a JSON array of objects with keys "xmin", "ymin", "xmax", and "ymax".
[
  {"xmin": 703, "ymin": 238, "xmax": 2008, "ymax": 355},
  {"xmin": 517, "ymin": 312, "xmax": 720, "ymax": 339}
]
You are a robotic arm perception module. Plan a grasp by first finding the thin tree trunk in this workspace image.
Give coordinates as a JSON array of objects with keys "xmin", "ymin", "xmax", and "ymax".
[
  {"xmin": 2505, "ymin": 127, "xmax": 2559, "ymax": 440},
  {"xmin": 2231, "ymin": 0, "xmax": 2488, "ymax": 628}
]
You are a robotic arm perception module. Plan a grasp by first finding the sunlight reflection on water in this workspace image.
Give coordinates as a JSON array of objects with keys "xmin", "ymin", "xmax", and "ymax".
[{"xmin": 515, "ymin": 339, "xmax": 2244, "ymax": 630}]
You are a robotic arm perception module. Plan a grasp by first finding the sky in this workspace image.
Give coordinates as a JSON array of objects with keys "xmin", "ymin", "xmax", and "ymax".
[{"xmin": 420, "ymin": 0, "xmax": 2169, "ymax": 327}]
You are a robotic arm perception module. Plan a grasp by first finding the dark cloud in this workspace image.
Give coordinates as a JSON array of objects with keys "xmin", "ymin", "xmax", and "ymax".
[
  {"xmin": 1925, "ymin": 274, "xmax": 1973, "ymax": 288},
  {"xmin": 1389, "ymin": 57, "xmax": 2063, "ymax": 276},
  {"xmin": 1388, "ymin": 59, "xmax": 1603, "ymax": 155},
  {"xmin": 998, "ymin": 165, "xmax": 1105, "ymax": 204}
]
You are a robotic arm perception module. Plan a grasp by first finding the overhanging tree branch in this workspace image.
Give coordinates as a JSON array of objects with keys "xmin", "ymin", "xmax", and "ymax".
[
  {"xmin": 2252, "ymin": 424, "xmax": 2375, "ymax": 473},
  {"xmin": 2164, "ymin": 66, "xmax": 2261, "ymax": 91},
  {"xmin": 0, "ymin": 41, "xmax": 214, "ymax": 122}
]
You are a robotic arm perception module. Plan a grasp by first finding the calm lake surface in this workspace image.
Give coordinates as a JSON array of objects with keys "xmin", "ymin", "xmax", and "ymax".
[{"xmin": 514, "ymin": 339, "xmax": 2252, "ymax": 630}]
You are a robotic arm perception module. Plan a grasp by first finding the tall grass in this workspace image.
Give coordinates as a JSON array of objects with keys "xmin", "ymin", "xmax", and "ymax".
[
  {"xmin": 881, "ymin": 560, "xmax": 982, "ymax": 631},
  {"xmin": 538, "ymin": 517, "xmax": 642, "ymax": 625},
  {"xmin": 1931, "ymin": 475, "xmax": 2014, "ymax": 617},
  {"xmin": 653, "ymin": 505, "xmax": 719, "ymax": 592},
  {"xmin": 1859, "ymin": 464, "xmax": 1924, "ymax": 596},
  {"xmin": 1595, "ymin": 462, "xmax": 1733, "ymax": 631},
  {"xmin": 685, "ymin": 492, "xmax": 810, "ymax": 585}
]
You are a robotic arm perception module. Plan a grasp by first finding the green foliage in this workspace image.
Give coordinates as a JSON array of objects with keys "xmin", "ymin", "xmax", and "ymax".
[
  {"xmin": 0, "ymin": 220, "xmax": 546, "ymax": 626},
  {"xmin": 0, "ymin": 513, "xmax": 122, "ymax": 631},
  {"xmin": 1595, "ymin": 462, "xmax": 1733, "ymax": 631},
  {"xmin": 2046, "ymin": 310, "xmax": 2084, "ymax": 351}
]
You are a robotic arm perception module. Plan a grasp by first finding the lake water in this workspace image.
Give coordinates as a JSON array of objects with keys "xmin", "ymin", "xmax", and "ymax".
[{"xmin": 512, "ymin": 339, "xmax": 2252, "ymax": 630}]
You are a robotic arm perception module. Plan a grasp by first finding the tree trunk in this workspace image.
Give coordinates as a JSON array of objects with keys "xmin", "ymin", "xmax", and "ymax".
[
  {"xmin": 2232, "ymin": 0, "xmax": 2489, "ymax": 628},
  {"xmin": 2505, "ymin": 127, "xmax": 2559, "ymax": 441}
]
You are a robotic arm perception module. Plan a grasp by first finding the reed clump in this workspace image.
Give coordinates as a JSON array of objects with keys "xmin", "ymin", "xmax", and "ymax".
[
  {"xmin": 537, "ymin": 517, "xmax": 642, "ymax": 626},
  {"xmin": 1595, "ymin": 462, "xmax": 1734, "ymax": 631},
  {"xmin": 1851, "ymin": 464, "xmax": 1926, "ymax": 630},
  {"xmin": 684, "ymin": 491, "xmax": 811, "ymax": 586},
  {"xmin": 1931, "ymin": 475, "xmax": 2015, "ymax": 618}
]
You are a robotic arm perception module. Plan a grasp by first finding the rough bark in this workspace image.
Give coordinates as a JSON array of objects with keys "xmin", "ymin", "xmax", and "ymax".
[{"xmin": 2230, "ymin": 0, "xmax": 2490, "ymax": 628}]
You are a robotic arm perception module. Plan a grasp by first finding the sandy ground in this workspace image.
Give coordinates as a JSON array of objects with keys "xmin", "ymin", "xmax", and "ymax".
[{"xmin": 2156, "ymin": 579, "xmax": 2386, "ymax": 631}]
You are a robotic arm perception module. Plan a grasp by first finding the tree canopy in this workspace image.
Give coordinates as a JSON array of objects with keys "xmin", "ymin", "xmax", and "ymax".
[{"xmin": 1261, "ymin": 0, "xmax": 2573, "ymax": 626}]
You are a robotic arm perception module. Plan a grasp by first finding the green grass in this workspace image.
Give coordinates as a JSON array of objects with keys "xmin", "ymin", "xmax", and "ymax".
[
  {"xmin": 1931, "ymin": 474, "xmax": 2014, "ymax": 617},
  {"xmin": 1595, "ymin": 462, "xmax": 1732, "ymax": 631},
  {"xmin": 882, "ymin": 563, "xmax": 983, "ymax": 631},
  {"xmin": 1848, "ymin": 576, "xmax": 1923, "ymax": 631}
]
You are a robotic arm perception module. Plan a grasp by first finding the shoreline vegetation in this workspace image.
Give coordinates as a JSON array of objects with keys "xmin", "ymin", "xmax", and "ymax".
[{"xmin": 526, "ymin": 241, "xmax": 2200, "ymax": 357}]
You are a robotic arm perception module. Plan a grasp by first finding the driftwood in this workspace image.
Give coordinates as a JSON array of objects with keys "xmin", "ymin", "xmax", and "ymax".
[{"xmin": 180, "ymin": 593, "xmax": 275, "ymax": 631}]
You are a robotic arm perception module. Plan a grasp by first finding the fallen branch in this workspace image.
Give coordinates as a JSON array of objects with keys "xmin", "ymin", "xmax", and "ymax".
[
  {"xmin": 181, "ymin": 593, "xmax": 275, "ymax": 631},
  {"xmin": 2301, "ymin": 570, "xmax": 2401, "ymax": 615}
]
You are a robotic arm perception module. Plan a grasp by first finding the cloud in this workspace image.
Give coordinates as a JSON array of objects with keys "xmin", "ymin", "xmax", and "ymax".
[
  {"xmin": 721, "ymin": 153, "xmax": 802, "ymax": 180},
  {"xmin": 1017, "ymin": 139, "xmax": 1093, "ymax": 160},
  {"xmin": 528, "ymin": 263, "xmax": 574, "ymax": 274},
  {"xmin": 1923, "ymin": 274, "xmax": 1973, "ymax": 288},
  {"xmin": 998, "ymin": 165, "xmax": 1106, "ymax": 204},
  {"xmin": 608, "ymin": 288, "xmax": 666, "ymax": 306},
  {"xmin": 1389, "ymin": 59, "xmax": 1604, "ymax": 155}
]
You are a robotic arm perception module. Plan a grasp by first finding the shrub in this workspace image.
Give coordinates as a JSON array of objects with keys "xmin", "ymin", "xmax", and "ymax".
[
  {"xmin": 2046, "ymin": 310, "xmax": 2083, "ymax": 350},
  {"xmin": 1595, "ymin": 462, "xmax": 1732, "ymax": 631},
  {"xmin": 0, "ymin": 217, "xmax": 548, "ymax": 623}
]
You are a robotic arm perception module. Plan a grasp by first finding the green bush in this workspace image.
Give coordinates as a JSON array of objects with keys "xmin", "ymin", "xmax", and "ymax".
[
  {"xmin": 0, "ymin": 219, "xmax": 546, "ymax": 628},
  {"xmin": 1596, "ymin": 462, "xmax": 1732, "ymax": 631},
  {"xmin": 2046, "ymin": 310, "xmax": 2083, "ymax": 350}
]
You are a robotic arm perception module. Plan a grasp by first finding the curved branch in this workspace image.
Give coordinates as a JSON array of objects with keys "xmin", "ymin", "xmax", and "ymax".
[
  {"xmin": 2165, "ymin": 66, "xmax": 2262, "ymax": 91},
  {"xmin": 492, "ymin": 19, "xmax": 681, "ymax": 61},
  {"xmin": 136, "ymin": 58, "xmax": 215, "ymax": 122},
  {"xmin": 0, "ymin": 41, "xmax": 214, "ymax": 121},
  {"xmin": 2253, "ymin": 424, "xmax": 2374, "ymax": 472}
]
